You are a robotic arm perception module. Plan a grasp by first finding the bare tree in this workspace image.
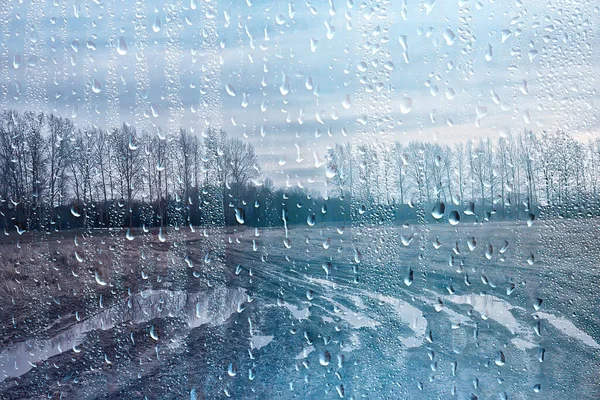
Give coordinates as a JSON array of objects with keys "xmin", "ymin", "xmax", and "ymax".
[
  {"xmin": 225, "ymin": 137, "xmax": 260, "ymax": 200},
  {"xmin": 47, "ymin": 114, "xmax": 74, "ymax": 228},
  {"xmin": 392, "ymin": 142, "xmax": 407, "ymax": 204},
  {"xmin": 112, "ymin": 123, "xmax": 143, "ymax": 227},
  {"xmin": 25, "ymin": 112, "xmax": 47, "ymax": 229},
  {"xmin": 95, "ymin": 128, "xmax": 113, "ymax": 226},
  {"xmin": 326, "ymin": 143, "xmax": 354, "ymax": 201}
]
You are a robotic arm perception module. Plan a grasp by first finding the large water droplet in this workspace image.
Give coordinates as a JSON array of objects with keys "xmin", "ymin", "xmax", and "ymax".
[
  {"xmin": 431, "ymin": 202, "xmax": 445, "ymax": 219},
  {"xmin": 494, "ymin": 351, "xmax": 506, "ymax": 366},
  {"xmin": 448, "ymin": 210, "xmax": 460, "ymax": 225},
  {"xmin": 443, "ymin": 29, "xmax": 456, "ymax": 46},
  {"xmin": 92, "ymin": 78, "xmax": 102, "ymax": 94},
  {"xmin": 117, "ymin": 36, "xmax": 128, "ymax": 55},
  {"xmin": 319, "ymin": 351, "xmax": 331, "ymax": 366},
  {"xmin": 404, "ymin": 268, "xmax": 413, "ymax": 286},
  {"xmin": 342, "ymin": 94, "xmax": 351, "ymax": 109},
  {"xmin": 235, "ymin": 208, "xmax": 245, "ymax": 224},
  {"xmin": 152, "ymin": 16, "xmax": 162, "ymax": 32},
  {"xmin": 275, "ymin": 13, "xmax": 286, "ymax": 25},
  {"xmin": 400, "ymin": 96, "xmax": 412, "ymax": 114},
  {"xmin": 150, "ymin": 325, "xmax": 159, "ymax": 341},
  {"xmin": 225, "ymin": 83, "xmax": 236, "ymax": 97},
  {"xmin": 484, "ymin": 43, "xmax": 493, "ymax": 61}
]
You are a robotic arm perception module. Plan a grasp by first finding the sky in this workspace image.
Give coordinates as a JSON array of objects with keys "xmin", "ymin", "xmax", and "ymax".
[{"xmin": 0, "ymin": 0, "xmax": 598, "ymax": 191}]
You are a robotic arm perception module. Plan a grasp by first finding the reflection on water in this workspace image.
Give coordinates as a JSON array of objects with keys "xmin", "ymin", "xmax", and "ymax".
[{"xmin": 0, "ymin": 287, "xmax": 246, "ymax": 382}]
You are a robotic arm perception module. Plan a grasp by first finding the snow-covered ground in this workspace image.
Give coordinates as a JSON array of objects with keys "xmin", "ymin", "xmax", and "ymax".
[{"xmin": 0, "ymin": 219, "xmax": 599, "ymax": 399}]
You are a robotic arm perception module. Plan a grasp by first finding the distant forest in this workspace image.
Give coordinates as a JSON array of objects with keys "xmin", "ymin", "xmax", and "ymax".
[
  {"xmin": 0, "ymin": 110, "xmax": 596, "ymax": 232},
  {"xmin": 327, "ymin": 126, "xmax": 600, "ymax": 222}
]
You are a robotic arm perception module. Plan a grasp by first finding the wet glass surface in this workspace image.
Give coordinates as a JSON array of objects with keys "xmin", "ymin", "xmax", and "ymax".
[{"xmin": 0, "ymin": 0, "xmax": 599, "ymax": 398}]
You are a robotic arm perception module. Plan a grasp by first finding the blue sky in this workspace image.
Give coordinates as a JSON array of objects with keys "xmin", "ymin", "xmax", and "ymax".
[{"xmin": 1, "ymin": 0, "xmax": 598, "ymax": 190}]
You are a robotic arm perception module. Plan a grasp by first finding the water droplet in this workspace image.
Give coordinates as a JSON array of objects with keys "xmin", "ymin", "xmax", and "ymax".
[
  {"xmin": 235, "ymin": 208, "xmax": 245, "ymax": 224},
  {"xmin": 448, "ymin": 210, "xmax": 460, "ymax": 225},
  {"xmin": 227, "ymin": 362, "xmax": 237, "ymax": 376},
  {"xmin": 319, "ymin": 351, "xmax": 331, "ymax": 366},
  {"xmin": 152, "ymin": 16, "xmax": 162, "ymax": 32},
  {"xmin": 117, "ymin": 36, "xmax": 128, "ymax": 55},
  {"xmin": 401, "ymin": 234, "xmax": 414, "ymax": 246},
  {"xmin": 150, "ymin": 325, "xmax": 159, "ymax": 341},
  {"xmin": 404, "ymin": 268, "xmax": 413, "ymax": 286},
  {"xmin": 324, "ymin": 18, "xmax": 336, "ymax": 39},
  {"xmin": 400, "ymin": 96, "xmax": 412, "ymax": 114},
  {"xmin": 484, "ymin": 43, "xmax": 493, "ymax": 61},
  {"xmin": 279, "ymin": 72, "xmax": 290, "ymax": 95},
  {"xmin": 520, "ymin": 80, "xmax": 529, "ymax": 95},
  {"xmin": 158, "ymin": 227, "xmax": 166, "ymax": 242},
  {"xmin": 464, "ymin": 202, "xmax": 475, "ymax": 215},
  {"xmin": 342, "ymin": 94, "xmax": 351, "ymax": 109},
  {"xmin": 92, "ymin": 78, "xmax": 102, "ymax": 94},
  {"xmin": 307, "ymin": 213, "xmax": 316, "ymax": 226},
  {"xmin": 225, "ymin": 83, "xmax": 236, "ymax": 97},
  {"xmin": 467, "ymin": 237, "xmax": 476, "ymax": 251},
  {"xmin": 431, "ymin": 202, "xmax": 445, "ymax": 219},
  {"xmin": 527, "ymin": 213, "xmax": 535, "ymax": 227},
  {"xmin": 476, "ymin": 105, "xmax": 488, "ymax": 119},
  {"xmin": 528, "ymin": 49, "xmax": 538, "ymax": 62},
  {"xmin": 537, "ymin": 348, "xmax": 545, "ymax": 363},
  {"xmin": 443, "ymin": 29, "xmax": 456, "ymax": 46},
  {"xmin": 507, "ymin": 283, "xmax": 516, "ymax": 295},
  {"xmin": 485, "ymin": 244, "xmax": 493, "ymax": 259},
  {"xmin": 494, "ymin": 351, "xmax": 506, "ymax": 366},
  {"xmin": 95, "ymin": 271, "xmax": 107, "ymax": 286}
]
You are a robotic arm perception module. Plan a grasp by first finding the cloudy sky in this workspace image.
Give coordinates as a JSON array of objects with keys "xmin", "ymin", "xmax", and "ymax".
[{"xmin": 1, "ymin": 0, "xmax": 598, "ymax": 190}]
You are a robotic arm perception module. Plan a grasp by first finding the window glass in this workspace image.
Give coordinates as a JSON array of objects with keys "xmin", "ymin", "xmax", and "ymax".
[{"xmin": 0, "ymin": 0, "xmax": 598, "ymax": 398}]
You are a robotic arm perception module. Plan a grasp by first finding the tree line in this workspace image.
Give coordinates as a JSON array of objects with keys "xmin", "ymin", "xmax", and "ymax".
[
  {"xmin": 0, "ymin": 110, "xmax": 353, "ymax": 232},
  {"xmin": 1, "ymin": 109, "xmax": 597, "ymax": 232},
  {"xmin": 326, "ymin": 128, "xmax": 599, "ymax": 220}
]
